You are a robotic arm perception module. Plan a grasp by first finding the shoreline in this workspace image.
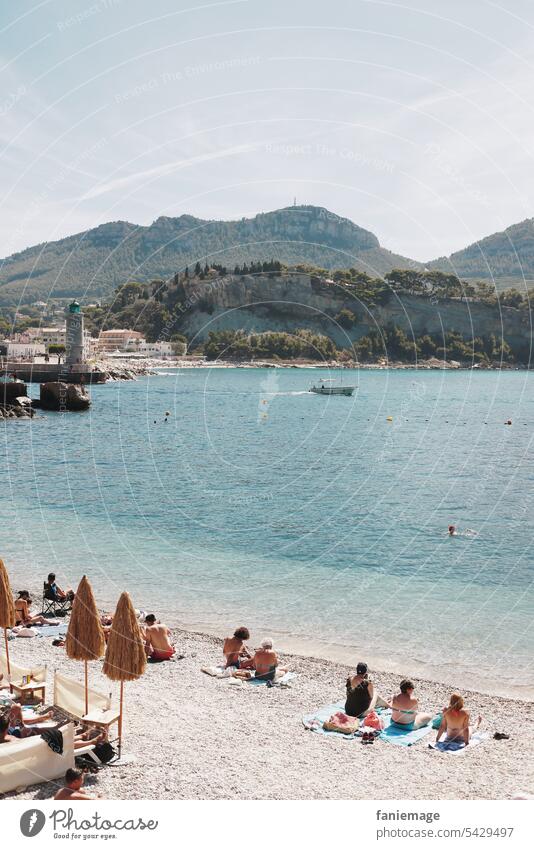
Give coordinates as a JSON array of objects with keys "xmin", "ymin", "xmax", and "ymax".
[
  {"xmin": 7, "ymin": 571, "xmax": 533, "ymax": 706},
  {"xmin": 4, "ymin": 623, "xmax": 534, "ymax": 800},
  {"xmin": 94, "ymin": 355, "xmax": 530, "ymax": 373},
  {"xmin": 136, "ymin": 614, "xmax": 534, "ymax": 703}
]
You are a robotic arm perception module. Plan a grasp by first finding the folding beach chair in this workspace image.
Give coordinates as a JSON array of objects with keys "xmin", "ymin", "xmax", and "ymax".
[{"xmin": 42, "ymin": 582, "xmax": 72, "ymax": 617}]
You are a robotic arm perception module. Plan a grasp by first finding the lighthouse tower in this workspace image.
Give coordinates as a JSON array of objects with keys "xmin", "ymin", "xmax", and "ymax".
[{"xmin": 65, "ymin": 300, "xmax": 84, "ymax": 367}]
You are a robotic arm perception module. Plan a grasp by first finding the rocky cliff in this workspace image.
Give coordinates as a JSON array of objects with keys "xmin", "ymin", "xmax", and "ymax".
[{"xmin": 174, "ymin": 273, "xmax": 531, "ymax": 355}]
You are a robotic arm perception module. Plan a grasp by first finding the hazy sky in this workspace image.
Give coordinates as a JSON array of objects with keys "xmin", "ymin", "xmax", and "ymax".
[{"xmin": 2, "ymin": 0, "xmax": 534, "ymax": 260}]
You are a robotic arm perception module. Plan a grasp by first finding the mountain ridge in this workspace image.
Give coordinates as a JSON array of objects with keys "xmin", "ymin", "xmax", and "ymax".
[
  {"xmin": 2, "ymin": 206, "xmax": 534, "ymax": 306},
  {"xmin": 0, "ymin": 205, "xmax": 418, "ymax": 305}
]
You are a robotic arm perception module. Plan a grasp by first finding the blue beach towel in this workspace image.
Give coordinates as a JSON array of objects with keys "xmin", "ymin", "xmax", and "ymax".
[
  {"xmin": 428, "ymin": 731, "xmax": 488, "ymax": 753},
  {"xmin": 379, "ymin": 713, "xmax": 434, "ymax": 747},
  {"xmin": 303, "ymin": 705, "xmax": 433, "ymax": 745},
  {"xmin": 303, "ymin": 701, "xmax": 359, "ymax": 738}
]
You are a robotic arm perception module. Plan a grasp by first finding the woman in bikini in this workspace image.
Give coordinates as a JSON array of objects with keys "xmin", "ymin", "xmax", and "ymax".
[
  {"xmin": 15, "ymin": 591, "xmax": 58, "ymax": 627},
  {"xmin": 435, "ymin": 693, "xmax": 480, "ymax": 746},
  {"xmin": 390, "ymin": 679, "xmax": 432, "ymax": 730}
]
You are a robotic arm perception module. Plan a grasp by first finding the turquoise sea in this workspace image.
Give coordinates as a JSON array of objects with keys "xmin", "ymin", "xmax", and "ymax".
[{"xmin": 2, "ymin": 367, "xmax": 533, "ymax": 697}]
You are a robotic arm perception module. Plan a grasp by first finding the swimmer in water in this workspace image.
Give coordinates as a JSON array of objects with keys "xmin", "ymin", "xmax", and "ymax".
[{"xmin": 448, "ymin": 525, "xmax": 457, "ymax": 536}]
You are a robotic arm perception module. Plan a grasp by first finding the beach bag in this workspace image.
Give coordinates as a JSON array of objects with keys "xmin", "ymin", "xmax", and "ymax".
[
  {"xmin": 323, "ymin": 711, "xmax": 359, "ymax": 735},
  {"xmin": 362, "ymin": 710, "xmax": 384, "ymax": 730},
  {"xmin": 93, "ymin": 741, "xmax": 117, "ymax": 764}
]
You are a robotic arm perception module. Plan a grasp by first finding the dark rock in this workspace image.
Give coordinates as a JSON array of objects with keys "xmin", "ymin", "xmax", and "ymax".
[
  {"xmin": 39, "ymin": 382, "xmax": 91, "ymax": 411},
  {"xmin": 1, "ymin": 380, "xmax": 27, "ymax": 405}
]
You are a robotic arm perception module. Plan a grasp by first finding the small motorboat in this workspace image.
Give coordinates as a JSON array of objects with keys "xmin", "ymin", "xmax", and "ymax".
[{"xmin": 310, "ymin": 379, "xmax": 356, "ymax": 397}]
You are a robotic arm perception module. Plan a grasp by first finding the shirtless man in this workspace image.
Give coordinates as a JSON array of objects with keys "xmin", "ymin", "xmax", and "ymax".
[
  {"xmin": 54, "ymin": 768, "xmax": 97, "ymax": 800},
  {"xmin": 390, "ymin": 679, "xmax": 432, "ymax": 730},
  {"xmin": 436, "ymin": 693, "xmax": 480, "ymax": 746},
  {"xmin": 144, "ymin": 614, "xmax": 175, "ymax": 661},
  {"xmin": 6, "ymin": 703, "xmax": 54, "ymax": 738},
  {"xmin": 223, "ymin": 627, "xmax": 251, "ymax": 668}
]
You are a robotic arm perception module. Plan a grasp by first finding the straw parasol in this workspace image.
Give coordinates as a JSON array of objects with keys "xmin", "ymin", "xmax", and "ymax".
[
  {"xmin": 0, "ymin": 558, "xmax": 16, "ymax": 677},
  {"xmin": 102, "ymin": 591, "xmax": 146, "ymax": 755},
  {"xmin": 66, "ymin": 575, "xmax": 105, "ymax": 715}
]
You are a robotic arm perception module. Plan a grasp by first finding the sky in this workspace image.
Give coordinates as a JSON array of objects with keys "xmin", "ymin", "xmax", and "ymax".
[{"xmin": 2, "ymin": 0, "xmax": 534, "ymax": 261}]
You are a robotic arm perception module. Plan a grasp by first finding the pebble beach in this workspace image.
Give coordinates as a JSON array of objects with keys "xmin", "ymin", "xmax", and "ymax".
[{"xmin": 3, "ymin": 627, "xmax": 533, "ymax": 801}]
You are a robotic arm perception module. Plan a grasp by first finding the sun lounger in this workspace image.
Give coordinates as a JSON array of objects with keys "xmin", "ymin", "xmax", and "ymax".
[
  {"xmin": 53, "ymin": 671, "xmax": 120, "ymax": 735},
  {"xmin": 0, "ymin": 723, "xmax": 74, "ymax": 795}
]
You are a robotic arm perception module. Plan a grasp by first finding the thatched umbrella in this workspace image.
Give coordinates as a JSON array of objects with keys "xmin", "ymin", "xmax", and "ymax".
[
  {"xmin": 0, "ymin": 558, "xmax": 16, "ymax": 677},
  {"xmin": 66, "ymin": 575, "xmax": 105, "ymax": 716},
  {"xmin": 102, "ymin": 591, "xmax": 146, "ymax": 755}
]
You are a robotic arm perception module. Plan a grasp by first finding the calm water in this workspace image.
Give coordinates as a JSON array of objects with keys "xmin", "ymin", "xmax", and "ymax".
[{"xmin": 2, "ymin": 367, "xmax": 533, "ymax": 696}]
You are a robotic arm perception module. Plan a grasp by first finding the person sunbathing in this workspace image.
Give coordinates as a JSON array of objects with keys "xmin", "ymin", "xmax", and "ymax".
[
  {"xmin": 223, "ymin": 627, "xmax": 252, "ymax": 668},
  {"xmin": 390, "ymin": 679, "xmax": 432, "ymax": 730},
  {"xmin": 45, "ymin": 573, "xmax": 74, "ymax": 602},
  {"xmin": 435, "ymin": 693, "xmax": 480, "ymax": 746},
  {"xmin": 345, "ymin": 662, "xmax": 391, "ymax": 718},
  {"xmin": 15, "ymin": 591, "xmax": 59, "ymax": 627},
  {"xmin": 54, "ymin": 767, "xmax": 98, "ymax": 800},
  {"xmin": 0, "ymin": 714, "xmax": 17, "ymax": 744},
  {"xmin": 5, "ymin": 703, "xmax": 54, "ymax": 738},
  {"xmin": 144, "ymin": 614, "xmax": 175, "ymax": 661},
  {"xmin": 235, "ymin": 638, "xmax": 287, "ymax": 681}
]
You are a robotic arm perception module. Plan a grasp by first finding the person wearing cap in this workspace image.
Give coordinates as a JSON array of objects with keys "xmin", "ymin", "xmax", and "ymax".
[{"xmin": 345, "ymin": 662, "xmax": 391, "ymax": 718}]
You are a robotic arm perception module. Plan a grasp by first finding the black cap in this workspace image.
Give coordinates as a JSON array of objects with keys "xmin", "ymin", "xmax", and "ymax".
[{"xmin": 356, "ymin": 662, "xmax": 368, "ymax": 675}]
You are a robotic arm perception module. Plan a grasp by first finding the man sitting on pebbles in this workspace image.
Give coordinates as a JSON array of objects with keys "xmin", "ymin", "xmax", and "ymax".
[{"xmin": 144, "ymin": 614, "xmax": 176, "ymax": 661}]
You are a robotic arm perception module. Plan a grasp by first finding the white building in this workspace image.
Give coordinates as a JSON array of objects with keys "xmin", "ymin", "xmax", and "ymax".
[
  {"xmin": 0, "ymin": 341, "xmax": 46, "ymax": 360},
  {"xmin": 124, "ymin": 339, "xmax": 173, "ymax": 358},
  {"xmin": 97, "ymin": 329, "xmax": 144, "ymax": 352}
]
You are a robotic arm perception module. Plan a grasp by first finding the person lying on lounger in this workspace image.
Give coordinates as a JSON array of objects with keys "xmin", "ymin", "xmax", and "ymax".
[
  {"xmin": 345, "ymin": 662, "xmax": 391, "ymax": 718},
  {"xmin": 435, "ymin": 693, "xmax": 481, "ymax": 746},
  {"xmin": 223, "ymin": 627, "xmax": 252, "ymax": 668},
  {"xmin": 144, "ymin": 614, "xmax": 176, "ymax": 661},
  {"xmin": 54, "ymin": 768, "xmax": 99, "ymax": 800},
  {"xmin": 3, "ymin": 703, "xmax": 54, "ymax": 738},
  {"xmin": 390, "ymin": 679, "xmax": 432, "ymax": 730},
  {"xmin": 15, "ymin": 591, "xmax": 59, "ymax": 627}
]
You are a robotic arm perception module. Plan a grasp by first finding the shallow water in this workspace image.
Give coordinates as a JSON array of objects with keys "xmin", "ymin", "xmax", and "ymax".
[{"xmin": 2, "ymin": 367, "xmax": 533, "ymax": 696}]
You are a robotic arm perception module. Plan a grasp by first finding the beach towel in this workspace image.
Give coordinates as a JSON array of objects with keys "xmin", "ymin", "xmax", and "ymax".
[
  {"xmin": 201, "ymin": 665, "xmax": 234, "ymax": 678},
  {"xmin": 303, "ymin": 702, "xmax": 391, "ymax": 739},
  {"xmin": 379, "ymin": 713, "xmax": 434, "ymax": 747},
  {"xmin": 303, "ymin": 701, "xmax": 360, "ymax": 739},
  {"xmin": 37, "ymin": 623, "xmax": 68, "ymax": 637},
  {"xmin": 41, "ymin": 727, "xmax": 64, "ymax": 754},
  {"xmin": 247, "ymin": 671, "xmax": 296, "ymax": 687},
  {"xmin": 428, "ymin": 731, "xmax": 488, "ymax": 753}
]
